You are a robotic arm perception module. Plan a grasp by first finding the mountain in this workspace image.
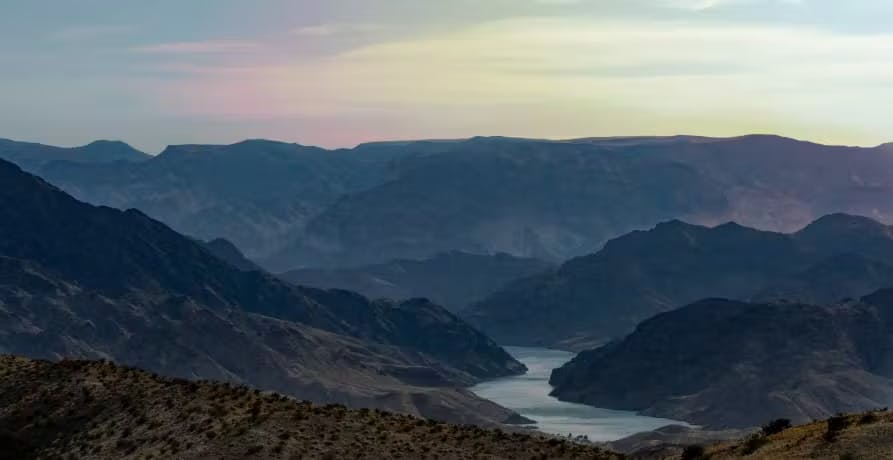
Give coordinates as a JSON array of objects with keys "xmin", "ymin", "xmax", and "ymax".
[
  {"xmin": 0, "ymin": 158, "xmax": 526, "ymax": 425},
  {"xmin": 31, "ymin": 139, "xmax": 409, "ymax": 267},
  {"xmin": 754, "ymin": 253, "xmax": 893, "ymax": 305},
  {"xmin": 0, "ymin": 138, "xmax": 148, "ymax": 171},
  {"xmin": 279, "ymin": 251, "xmax": 552, "ymax": 311},
  {"xmin": 548, "ymin": 294, "xmax": 893, "ymax": 429},
  {"xmin": 0, "ymin": 355, "xmax": 619, "ymax": 460},
  {"xmin": 10, "ymin": 135, "xmax": 893, "ymax": 271},
  {"xmin": 290, "ymin": 135, "xmax": 893, "ymax": 266},
  {"xmin": 201, "ymin": 238, "xmax": 263, "ymax": 272},
  {"xmin": 463, "ymin": 214, "xmax": 893, "ymax": 349}
]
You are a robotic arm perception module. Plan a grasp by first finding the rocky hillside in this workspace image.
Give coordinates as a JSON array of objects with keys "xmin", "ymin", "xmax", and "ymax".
[
  {"xmin": 548, "ymin": 293, "xmax": 893, "ymax": 429},
  {"xmin": 464, "ymin": 213, "xmax": 893, "ymax": 349},
  {"xmin": 8, "ymin": 135, "xmax": 893, "ymax": 270},
  {"xmin": 701, "ymin": 410, "xmax": 893, "ymax": 460},
  {"xmin": 0, "ymin": 158, "xmax": 525, "ymax": 425},
  {"xmin": 280, "ymin": 251, "xmax": 552, "ymax": 311},
  {"xmin": 0, "ymin": 355, "xmax": 619, "ymax": 460}
]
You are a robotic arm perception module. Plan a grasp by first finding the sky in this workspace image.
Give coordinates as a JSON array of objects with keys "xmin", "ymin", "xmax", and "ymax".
[{"xmin": 1, "ymin": 0, "xmax": 891, "ymax": 152}]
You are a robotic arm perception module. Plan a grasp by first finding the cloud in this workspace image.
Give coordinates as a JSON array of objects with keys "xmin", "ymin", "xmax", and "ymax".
[
  {"xmin": 661, "ymin": 0, "xmax": 804, "ymax": 10},
  {"xmin": 289, "ymin": 23, "xmax": 386, "ymax": 37},
  {"xmin": 145, "ymin": 15, "xmax": 893, "ymax": 147},
  {"xmin": 48, "ymin": 25, "xmax": 135, "ymax": 41},
  {"xmin": 133, "ymin": 40, "xmax": 259, "ymax": 54}
]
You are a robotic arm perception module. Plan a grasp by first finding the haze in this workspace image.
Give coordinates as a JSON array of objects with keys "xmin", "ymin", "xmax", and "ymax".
[{"xmin": 2, "ymin": 0, "xmax": 891, "ymax": 151}]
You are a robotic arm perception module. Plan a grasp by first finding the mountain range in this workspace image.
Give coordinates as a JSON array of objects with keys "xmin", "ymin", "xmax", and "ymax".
[
  {"xmin": 6, "ymin": 135, "xmax": 893, "ymax": 271},
  {"xmin": 0, "ymin": 157, "xmax": 526, "ymax": 426},
  {"xmin": 464, "ymin": 213, "xmax": 893, "ymax": 350}
]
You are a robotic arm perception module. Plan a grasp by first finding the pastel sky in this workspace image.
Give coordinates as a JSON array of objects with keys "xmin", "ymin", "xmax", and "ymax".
[{"xmin": 2, "ymin": 0, "xmax": 891, "ymax": 152}]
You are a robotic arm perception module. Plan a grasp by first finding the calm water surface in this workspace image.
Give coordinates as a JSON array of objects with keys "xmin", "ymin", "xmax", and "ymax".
[{"xmin": 470, "ymin": 346, "xmax": 686, "ymax": 442}]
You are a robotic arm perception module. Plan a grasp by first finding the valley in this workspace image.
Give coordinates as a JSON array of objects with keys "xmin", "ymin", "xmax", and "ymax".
[
  {"xmin": 6, "ymin": 2, "xmax": 892, "ymax": 457},
  {"xmin": 470, "ymin": 347, "xmax": 685, "ymax": 442}
]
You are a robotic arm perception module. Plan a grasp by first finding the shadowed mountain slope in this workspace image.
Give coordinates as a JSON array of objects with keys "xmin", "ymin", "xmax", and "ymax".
[
  {"xmin": 548, "ymin": 294, "xmax": 893, "ymax": 428},
  {"xmin": 464, "ymin": 214, "xmax": 893, "ymax": 349},
  {"xmin": 0, "ymin": 158, "xmax": 525, "ymax": 425},
  {"xmin": 280, "ymin": 251, "xmax": 552, "ymax": 311}
]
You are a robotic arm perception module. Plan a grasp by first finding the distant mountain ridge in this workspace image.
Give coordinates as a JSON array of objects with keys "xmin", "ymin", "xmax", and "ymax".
[
  {"xmin": 0, "ymin": 157, "xmax": 526, "ymax": 425},
  {"xmin": 0, "ymin": 138, "xmax": 148, "ymax": 171},
  {"xmin": 5, "ymin": 134, "xmax": 893, "ymax": 271},
  {"xmin": 464, "ymin": 213, "xmax": 893, "ymax": 349},
  {"xmin": 279, "ymin": 251, "xmax": 552, "ymax": 311}
]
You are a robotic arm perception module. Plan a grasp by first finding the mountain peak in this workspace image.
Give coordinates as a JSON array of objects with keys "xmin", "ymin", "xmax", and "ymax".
[{"xmin": 797, "ymin": 213, "xmax": 889, "ymax": 238}]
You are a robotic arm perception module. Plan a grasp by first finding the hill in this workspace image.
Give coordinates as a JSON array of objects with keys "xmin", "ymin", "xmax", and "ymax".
[
  {"xmin": 0, "ymin": 355, "xmax": 619, "ymax": 460},
  {"xmin": 702, "ymin": 410, "xmax": 893, "ymax": 460},
  {"xmin": 280, "ymin": 251, "xmax": 552, "ymax": 311},
  {"xmin": 464, "ymin": 213, "xmax": 893, "ymax": 349},
  {"xmin": 0, "ymin": 158, "xmax": 525, "ymax": 425},
  {"xmin": 548, "ymin": 293, "xmax": 893, "ymax": 429}
]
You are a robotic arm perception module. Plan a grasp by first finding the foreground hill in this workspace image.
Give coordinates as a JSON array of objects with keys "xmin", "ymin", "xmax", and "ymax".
[
  {"xmin": 0, "ymin": 355, "xmax": 619, "ymax": 460},
  {"xmin": 465, "ymin": 213, "xmax": 893, "ymax": 349},
  {"xmin": 8, "ymin": 135, "xmax": 893, "ymax": 270},
  {"xmin": 702, "ymin": 410, "xmax": 893, "ymax": 460},
  {"xmin": 280, "ymin": 251, "xmax": 552, "ymax": 311},
  {"xmin": 0, "ymin": 158, "xmax": 525, "ymax": 425},
  {"xmin": 549, "ymin": 293, "xmax": 893, "ymax": 429}
]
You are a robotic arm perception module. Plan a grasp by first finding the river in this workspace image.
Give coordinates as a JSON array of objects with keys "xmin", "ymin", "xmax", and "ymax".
[{"xmin": 470, "ymin": 346, "xmax": 686, "ymax": 442}]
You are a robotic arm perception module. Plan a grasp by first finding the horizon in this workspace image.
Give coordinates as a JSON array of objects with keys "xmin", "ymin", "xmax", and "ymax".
[
  {"xmin": 2, "ymin": 1, "xmax": 892, "ymax": 152},
  {"xmin": 5, "ymin": 132, "xmax": 892, "ymax": 156}
]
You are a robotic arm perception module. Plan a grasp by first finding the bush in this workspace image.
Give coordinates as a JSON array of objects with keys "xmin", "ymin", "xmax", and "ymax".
[
  {"xmin": 761, "ymin": 418, "xmax": 792, "ymax": 436},
  {"xmin": 858, "ymin": 412, "xmax": 878, "ymax": 425},
  {"xmin": 681, "ymin": 444, "xmax": 708, "ymax": 460},
  {"xmin": 824, "ymin": 414, "xmax": 849, "ymax": 442},
  {"xmin": 741, "ymin": 434, "xmax": 768, "ymax": 454}
]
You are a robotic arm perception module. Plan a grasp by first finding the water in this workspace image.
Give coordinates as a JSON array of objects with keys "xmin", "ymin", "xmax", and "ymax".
[{"xmin": 470, "ymin": 346, "xmax": 686, "ymax": 442}]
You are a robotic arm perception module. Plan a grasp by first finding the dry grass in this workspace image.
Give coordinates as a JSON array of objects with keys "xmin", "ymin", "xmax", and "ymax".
[
  {"xmin": 693, "ymin": 409, "xmax": 893, "ymax": 460},
  {"xmin": 0, "ymin": 355, "xmax": 621, "ymax": 459}
]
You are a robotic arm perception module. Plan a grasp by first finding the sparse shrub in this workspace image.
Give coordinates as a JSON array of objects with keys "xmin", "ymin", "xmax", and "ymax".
[
  {"xmin": 761, "ymin": 418, "xmax": 792, "ymax": 436},
  {"xmin": 825, "ymin": 414, "xmax": 849, "ymax": 442},
  {"xmin": 839, "ymin": 453, "xmax": 857, "ymax": 460},
  {"xmin": 681, "ymin": 444, "xmax": 708, "ymax": 460},
  {"xmin": 741, "ymin": 434, "xmax": 768, "ymax": 454},
  {"xmin": 858, "ymin": 412, "xmax": 878, "ymax": 425}
]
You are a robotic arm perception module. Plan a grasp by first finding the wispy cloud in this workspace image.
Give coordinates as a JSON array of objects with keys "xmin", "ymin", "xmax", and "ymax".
[
  {"xmin": 133, "ymin": 40, "xmax": 259, "ymax": 54},
  {"xmin": 148, "ymin": 16, "xmax": 893, "ymax": 147},
  {"xmin": 289, "ymin": 23, "xmax": 387, "ymax": 37},
  {"xmin": 48, "ymin": 25, "xmax": 135, "ymax": 41},
  {"xmin": 662, "ymin": 0, "xmax": 804, "ymax": 10}
]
